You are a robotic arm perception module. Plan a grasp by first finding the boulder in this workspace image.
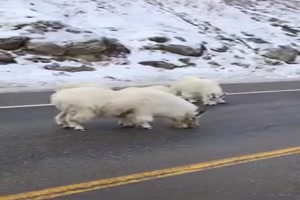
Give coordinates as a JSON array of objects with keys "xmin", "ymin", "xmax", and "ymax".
[
  {"xmin": 0, "ymin": 36, "xmax": 29, "ymax": 50},
  {"xmin": 210, "ymin": 45, "xmax": 229, "ymax": 52},
  {"xmin": 208, "ymin": 61, "xmax": 221, "ymax": 66},
  {"xmin": 0, "ymin": 51, "xmax": 16, "ymax": 64},
  {"xmin": 152, "ymin": 44, "xmax": 206, "ymax": 57},
  {"xmin": 32, "ymin": 20, "xmax": 66, "ymax": 30},
  {"xmin": 65, "ymin": 37, "xmax": 130, "ymax": 58},
  {"xmin": 44, "ymin": 63, "xmax": 95, "ymax": 72},
  {"xmin": 263, "ymin": 46, "xmax": 298, "ymax": 63},
  {"xmin": 16, "ymin": 20, "xmax": 67, "ymax": 33},
  {"xmin": 139, "ymin": 61, "xmax": 181, "ymax": 69},
  {"xmin": 246, "ymin": 37, "xmax": 269, "ymax": 44},
  {"xmin": 178, "ymin": 58, "xmax": 191, "ymax": 64},
  {"xmin": 101, "ymin": 37, "xmax": 131, "ymax": 57},
  {"xmin": 25, "ymin": 56, "xmax": 53, "ymax": 63},
  {"xmin": 22, "ymin": 37, "xmax": 130, "ymax": 61},
  {"xmin": 281, "ymin": 25, "xmax": 300, "ymax": 35},
  {"xmin": 64, "ymin": 39, "xmax": 107, "ymax": 56},
  {"xmin": 75, "ymin": 55, "xmax": 102, "ymax": 62},
  {"xmin": 148, "ymin": 36, "xmax": 170, "ymax": 43},
  {"xmin": 174, "ymin": 36, "xmax": 186, "ymax": 42},
  {"xmin": 25, "ymin": 41, "xmax": 66, "ymax": 56}
]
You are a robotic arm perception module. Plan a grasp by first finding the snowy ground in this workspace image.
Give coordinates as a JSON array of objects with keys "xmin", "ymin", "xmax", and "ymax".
[{"xmin": 1, "ymin": 0, "xmax": 300, "ymax": 92}]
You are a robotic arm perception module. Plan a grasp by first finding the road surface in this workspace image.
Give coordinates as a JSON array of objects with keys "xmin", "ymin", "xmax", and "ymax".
[{"xmin": 0, "ymin": 81, "xmax": 299, "ymax": 200}]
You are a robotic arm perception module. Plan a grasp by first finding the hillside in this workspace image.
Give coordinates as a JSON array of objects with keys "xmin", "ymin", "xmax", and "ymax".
[{"xmin": 1, "ymin": 0, "xmax": 300, "ymax": 91}]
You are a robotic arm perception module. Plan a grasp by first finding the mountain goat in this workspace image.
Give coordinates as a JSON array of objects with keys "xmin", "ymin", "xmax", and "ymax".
[
  {"xmin": 170, "ymin": 76, "xmax": 226, "ymax": 105},
  {"xmin": 50, "ymin": 86, "xmax": 128, "ymax": 131},
  {"xmin": 50, "ymin": 86, "xmax": 206, "ymax": 131},
  {"xmin": 112, "ymin": 88, "xmax": 206, "ymax": 129}
]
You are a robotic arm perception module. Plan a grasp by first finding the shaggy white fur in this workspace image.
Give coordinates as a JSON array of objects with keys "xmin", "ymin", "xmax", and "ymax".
[
  {"xmin": 113, "ymin": 88, "xmax": 206, "ymax": 129},
  {"xmin": 51, "ymin": 86, "xmax": 118, "ymax": 131},
  {"xmin": 50, "ymin": 85, "xmax": 206, "ymax": 131},
  {"xmin": 170, "ymin": 76, "xmax": 226, "ymax": 105}
]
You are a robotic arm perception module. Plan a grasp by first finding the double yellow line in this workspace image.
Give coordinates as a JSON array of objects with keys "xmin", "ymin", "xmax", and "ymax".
[{"xmin": 1, "ymin": 146, "xmax": 300, "ymax": 200}]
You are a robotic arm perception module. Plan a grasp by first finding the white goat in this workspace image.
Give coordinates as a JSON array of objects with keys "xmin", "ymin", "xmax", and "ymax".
[
  {"xmin": 110, "ymin": 88, "xmax": 206, "ymax": 129},
  {"xmin": 170, "ymin": 76, "xmax": 226, "ymax": 105},
  {"xmin": 51, "ymin": 85, "xmax": 167, "ymax": 131},
  {"xmin": 50, "ymin": 86, "xmax": 206, "ymax": 131},
  {"xmin": 50, "ymin": 86, "xmax": 127, "ymax": 131}
]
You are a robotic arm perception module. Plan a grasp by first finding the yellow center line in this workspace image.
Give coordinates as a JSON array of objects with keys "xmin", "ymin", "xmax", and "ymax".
[{"xmin": 1, "ymin": 146, "xmax": 300, "ymax": 200}]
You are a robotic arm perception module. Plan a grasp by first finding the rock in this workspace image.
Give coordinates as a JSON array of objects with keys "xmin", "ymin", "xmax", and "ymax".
[
  {"xmin": 263, "ymin": 46, "xmax": 298, "ymax": 63},
  {"xmin": 43, "ymin": 63, "xmax": 60, "ymax": 69},
  {"xmin": 178, "ymin": 58, "xmax": 196, "ymax": 66},
  {"xmin": 25, "ymin": 56, "xmax": 52, "ymax": 63},
  {"xmin": 64, "ymin": 39, "xmax": 107, "ymax": 56},
  {"xmin": 36, "ymin": 21, "xmax": 66, "ymax": 30},
  {"xmin": 65, "ymin": 37, "xmax": 130, "ymax": 58},
  {"xmin": 270, "ymin": 23, "xmax": 280, "ymax": 27},
  {"xmin": 52, "ymin": 57, "xmax": 67, "ymax": 62},
  {"xmin": 268, "ymin": 18, "xmax": 279, "ymax": 22},
  {"xmin": 101, "ymin": 37, "xmax": 131, "ymax": 57},
  {"xmin": 210, "ymin": 45, "xmax": 228, "ymax": 52},
  {"xmin": 23, "ymin": 38, "xmax": 129, "ymax": 61},
  {"xmin": 241, "ymin": 32, "xmax": 255, "ymax": 37},
  {"xmin": 264, "ymin": 59, "xmax": 283, "ymax": 66},
  {"xmin": 12, "ymin": 50, "xmax": 27, "ymax": 56},
  {"xmin": 138, "ymin": 61, "xmax": 181, "ymax": 69},
  {"xmin": 174, "ymin": 36, "xmax": 186, "ymax": 42},
  {"xmin": 25, "ymin": 41, "xmax": 66, "ymax": 56},
  {"xmin": 281, "ymin": 25, "xmax": 300, "ymax": 35},
  {"xmin": 148, "ymin": 36, "xmax": 170, "ymax": 43},
  {"xmin": 250, "ymin": 17, "xmax": 260, "ymax": 22},
  {"xmin": 0, "ymin": 51, "xmax": 16, "ymax": 64},
  {"xmin": 14, "ymin": 21, "xmax": 68, "ymax": 34},
  {"xmin": 231, "ymin": 62, "xmax": 250, "ymax": 68},
  {"xmin": 0, "ymin": 36, "xmax": 29, "ymax": 50},
  {"xmin": 108, "ymin": 27, "xmax": 118, "ymax": 31},
  {"xmin": 65, "ymin": 28, "xmax": 83, "ymax": 34},
  {"xmin": 178, "ymin": 58, "xmax": 191, "ymax": 64},
  {"xmin": 208, "ymin": 61, "xmax": 220, "ymax": 66},
  {"xmin": 202, "ymin": 55, "xmax": 212, "ymax": 60},
  {"xmin": 75, "ymin": 55, "xmax": 102, "ymax": 62},
  {"xmin": 246, "ymin": 37, "xmax": 269, "ymax": 44},
  {"xmin": 215, "ymin": 35, "xmax": 235, "ymax": 42},
  {"xmin": 153, "ymin": 44, "xmax": 206, "ymax": 57},
  {"xmin": 44, "ymin": 63, "xmax": 95, "ymax": 72},
  {"xmin": 29, "ymin": 21, "xmax": 66, "ymax": 32},
  {"xmin": 234, "ymin": 55, "xmax": 244, "ymax": 59}
]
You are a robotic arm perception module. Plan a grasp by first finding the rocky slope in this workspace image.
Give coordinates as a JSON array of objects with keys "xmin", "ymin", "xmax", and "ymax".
[{"xmin": 0, "ymin": 0, "xmax": 300, "ymax": 91}]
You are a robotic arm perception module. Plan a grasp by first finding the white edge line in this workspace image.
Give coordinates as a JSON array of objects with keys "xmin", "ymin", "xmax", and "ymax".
[
  {"xmin": 1, "ymin": 88, "xmax": 300, "ymax": 109},
  {"xmin": 0, "ymin": 104, "xmax": 52, "ymax": 109},
  {"xmin": 227, "ymin": 88, "xmax": 300, "ymax": 95}
]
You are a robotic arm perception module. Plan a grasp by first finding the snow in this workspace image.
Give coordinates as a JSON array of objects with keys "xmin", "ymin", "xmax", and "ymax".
[{"xmin": 0, "ymin": 0, "xmax": 300, "ymax": 92}]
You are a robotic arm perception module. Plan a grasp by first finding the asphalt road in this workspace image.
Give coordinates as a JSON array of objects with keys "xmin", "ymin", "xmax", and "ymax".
[
  {"xmin": 0, "ymin": 82, "xmax": 300, "ymax": 200},
  {"xmin": 1, "ymin": 80, "xmax": 300, "ymax": 106}
]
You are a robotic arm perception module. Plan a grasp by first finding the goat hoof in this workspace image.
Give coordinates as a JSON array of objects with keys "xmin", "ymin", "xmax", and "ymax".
[
  {"xmin": 74, "ymin": 127, "xmax": 86, "ymax": 131},
  {"xmin": 143, "ymin": 127, "xmax": 152, "ymax": 130},
  {"xmin": 137, "ymin": 125, "xmax": 152, "ymax": 129}
]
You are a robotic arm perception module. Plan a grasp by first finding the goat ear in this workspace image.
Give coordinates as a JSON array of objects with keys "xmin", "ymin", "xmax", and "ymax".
[{"xmin": 196, "ymin": 107, "xmax": 206, "ymax": 117}]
